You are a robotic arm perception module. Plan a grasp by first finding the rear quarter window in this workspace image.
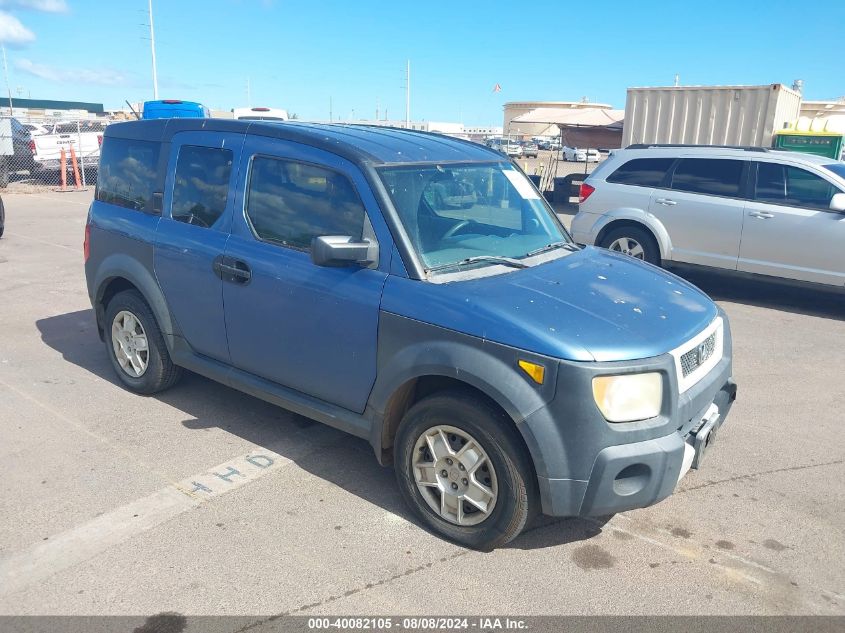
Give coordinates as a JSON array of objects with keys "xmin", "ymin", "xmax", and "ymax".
[
  {"xmin": 606, "ymin": 158, "xmax": 674, "ymax": 186},
  {"xmin": 96, "ymin": 137, "xmax": 160, "ymax": 212}
]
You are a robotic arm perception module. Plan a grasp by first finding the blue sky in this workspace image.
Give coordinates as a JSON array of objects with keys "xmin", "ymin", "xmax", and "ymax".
[{"xmin": 0, "ymin": 0, "xmax": 843, "ymax": 125}]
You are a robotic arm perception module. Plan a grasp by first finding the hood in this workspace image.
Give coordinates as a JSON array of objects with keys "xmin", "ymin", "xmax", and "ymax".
[{"xmin": 382, "ymin": 247, "xmax": 718, "ymax": 362}]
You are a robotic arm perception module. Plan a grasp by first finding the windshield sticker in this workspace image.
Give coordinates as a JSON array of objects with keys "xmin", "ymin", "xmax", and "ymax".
[{"xmin": 503, "ymin": 170, "xmax": 540, "ymax": 200}]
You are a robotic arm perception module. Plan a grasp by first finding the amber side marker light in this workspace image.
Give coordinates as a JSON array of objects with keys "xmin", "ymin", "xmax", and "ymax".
[{"xmin": 518, "ymin": 360, "xmax": 545, "ymax": 384}]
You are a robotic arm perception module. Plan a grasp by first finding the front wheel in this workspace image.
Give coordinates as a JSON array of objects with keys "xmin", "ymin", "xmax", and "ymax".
[
  {"xmin": 394, "ymin": 391, "xmax": 537, "ymax": 550},
  {"xmin": 599, "ymin": 225, "xmax": 661, "ymax": 266}
]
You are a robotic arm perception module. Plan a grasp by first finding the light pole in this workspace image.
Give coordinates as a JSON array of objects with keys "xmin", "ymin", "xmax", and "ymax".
[
  {"xmin": 148, "ymin": 0, "xmax": 159, "ymax": 99},
  {"xmin": 1, "ymin": 44, "xmax": 14, "ymax": 115}
]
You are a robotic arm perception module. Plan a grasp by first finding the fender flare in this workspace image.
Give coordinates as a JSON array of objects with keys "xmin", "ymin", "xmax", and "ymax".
[
  {"xmin": 589, "ymin": 208, "xmax": 674, "ymax": 261},
  {"xmin": 92, "ymin": 253, "xmax": 178, "ymax": 341},
  {"xmin": 366, "ymin": 329, "xmax": 558, "ymax": 466}
]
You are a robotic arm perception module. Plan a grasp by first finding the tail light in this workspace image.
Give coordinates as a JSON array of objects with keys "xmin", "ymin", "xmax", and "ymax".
[
  {"xmin": 579, "ymin": 183, "xmax": 596, "ymax": 203},
  {"xmin": 97, "ymin": 135, "xmax": 103, "ymax": 147},
  {"xmin": 83, "ymin": 222, "xmax": 91, "ymax": 262},
  {"xmin": 29, "ymin": 139, "xmax": 35, "ymax": 154}
]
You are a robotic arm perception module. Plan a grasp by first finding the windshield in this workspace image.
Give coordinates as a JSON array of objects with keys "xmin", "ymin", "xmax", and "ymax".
[
  {"xmin": 379, "ymin": 162, "xmax": 570, "ymax": 272},
  {"xmin": 824, "ymin": 163, "xmax": 845, "ymax": 180}
]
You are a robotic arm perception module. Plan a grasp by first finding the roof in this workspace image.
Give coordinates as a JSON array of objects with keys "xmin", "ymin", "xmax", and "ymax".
[
  {"xmin": 617, "ymin": 145, "xmax": 837, "ymax": 165},
  {"xmin": 6, "ymin": 97, "xmax": 104, "ymax": 113},
  {"xmin": 104, "ymin": 119, "xmax": 502, "ymax": 165},
  {"xmin": 511, "ymin": 107, "xmax": 624, "ymax": 128}
]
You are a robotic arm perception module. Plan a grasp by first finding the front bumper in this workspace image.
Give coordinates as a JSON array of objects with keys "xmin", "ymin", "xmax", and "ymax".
[
  {"xmin": 575, "ymin": 379, "xmax": 736, "ymax": 516},
  {"xmin": 518, "ymin": 313, "xmax": 736, "ymax": 517}
]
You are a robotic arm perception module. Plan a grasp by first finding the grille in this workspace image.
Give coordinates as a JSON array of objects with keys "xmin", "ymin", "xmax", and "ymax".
[{"xmin": 680, "ymin": 332, "xmax": 716, "ymax": 378}]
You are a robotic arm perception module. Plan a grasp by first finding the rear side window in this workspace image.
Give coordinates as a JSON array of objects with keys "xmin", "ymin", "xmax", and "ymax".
[
  {"xmin": 755, "ymin": 162, "xmax": 839, "ymax": 210},
  {"xmin": 96, "ymin": 137, "xmax": 160, "ymax": 211},
  {"xmin": 171, "ymin": 145, "xmax": 233, "ymax": 228},
  {"xmin": 245, "ymin": 156, "xmax": 366, "ymax": 250},
  {"xmin": 606, "ymin": 158, "xmax": 674, "ymax": 187},
  {"xmin": 670, "ymin": 159, "xmax": 744, "ymax": 198}
]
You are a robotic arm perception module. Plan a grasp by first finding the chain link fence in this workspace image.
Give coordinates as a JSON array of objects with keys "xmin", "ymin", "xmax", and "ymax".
[{"xmin": 1, "ymin": 116, "xmax": 111, "ymax": 192}]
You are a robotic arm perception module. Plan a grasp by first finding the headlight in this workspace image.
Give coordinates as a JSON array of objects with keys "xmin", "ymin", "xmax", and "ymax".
[{"xmin": 592, "ymin": 372, "xmax": 663, "ymax": 423}]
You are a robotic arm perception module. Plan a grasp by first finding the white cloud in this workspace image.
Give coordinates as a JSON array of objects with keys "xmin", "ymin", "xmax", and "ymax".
[
  {"xmin": 0, "ymin": 10, "xmax": 35, "ymax": 45},
  {"xmin": 15, "ymin": 58, "xmax": 126, "ymax": 85},
  {"xmin": 0, "ymin": 1, "xmax": 68, "ymax": 12}
]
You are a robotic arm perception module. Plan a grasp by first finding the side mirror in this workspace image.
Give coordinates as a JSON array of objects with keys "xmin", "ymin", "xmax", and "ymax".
[
  {"xmin": 310, "ymin": 235, "xmax": 378, "ymax": 267},
  {"xmin": 830, "ymin": 192, "xmax": 845, "ymax": 213}
]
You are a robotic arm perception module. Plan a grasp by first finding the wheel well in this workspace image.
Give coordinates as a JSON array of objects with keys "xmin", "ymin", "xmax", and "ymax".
[
  {"xmin": 595, "ymin": 220, "xmax": 660, "ymax": 256},
  {"xmin": 379, "ymin": 375, "xmax": 520, "ymax": 465},
  {"xmin": 95, "ymin": 277, "xmax": 140, "ymax": 338}
]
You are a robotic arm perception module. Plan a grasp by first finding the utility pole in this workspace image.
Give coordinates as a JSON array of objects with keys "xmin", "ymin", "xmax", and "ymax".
[
  {"xmin": 1, "ymin": 45, "xmax": 13, "ymax": 115},
  {"xmin": 405, "ymin": 59, "xmax": 410, "ymax": 128},
  {"xmin": 674, "ymin": 74, "xmax": 680, "ymax": 87},
  {"xmin": 329, "ymin": 96, "xmax": 333, "ymax": 122},
  {"xmin": 148, "ymin": 0, "xmax": 159, "ymax": 99}
]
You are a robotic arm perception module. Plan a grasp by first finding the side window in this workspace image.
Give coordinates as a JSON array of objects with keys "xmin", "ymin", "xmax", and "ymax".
[
  {"xmin": 171, "ymin": 145, "xmax": 233, "ymax": 228},
  {"xmin": 96, "ymin": 137, "xmax": 160, "ymax": 211},
  {"xmin": 606, "ymin": 158, "xmax": 675, "ymax": 187},
  {"xmin": 245, "ymin": 156, "xmax": 366, "ymax": 250},
  {"xmin": 670, "ymin": 159, "xmax": 745, "ymax": 198},
  {"xmin": 755, "ymin": 163, "xmax": 838, "ymax": 210}
]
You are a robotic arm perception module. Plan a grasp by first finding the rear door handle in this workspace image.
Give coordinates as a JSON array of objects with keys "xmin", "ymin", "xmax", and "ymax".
[
  {"xmin": 655, "ymin": 198, "xmax": 677, "ymax": 206},
  {"xmin": 213, "ymin": 256, "xmax": 252, "ymax": 284},
  {"xmin": 748, "ymin": 211, "xmax": 774, "ymax": 219}
]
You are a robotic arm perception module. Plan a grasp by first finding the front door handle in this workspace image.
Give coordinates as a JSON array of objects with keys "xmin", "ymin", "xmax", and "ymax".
[
  {"xmin": 655, "ymin": 198, "xmax": 677, "ymax": 206},
  {"xmin": 213, "ymin": 256, "xmax": 252, "ymax": 284},
  {"xmin": 748, "ymin": 211, "xmax": 774, "ymax": 219}
]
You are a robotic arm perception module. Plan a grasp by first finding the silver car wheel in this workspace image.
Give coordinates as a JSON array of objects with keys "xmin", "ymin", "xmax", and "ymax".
[
  {"xmin": 412, "ymin": 425, "xmax": 498, "ymax": 527},
  {"xmin": 608, "ymin": 237, "xmax": 645, "ymax": 259},
  {"xmin": 111, "ymin": 310, "xmax": 149, "ymax": 378}
]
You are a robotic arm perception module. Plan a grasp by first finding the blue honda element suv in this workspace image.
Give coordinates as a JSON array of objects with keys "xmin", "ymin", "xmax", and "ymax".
[{"xmin": 84, "ymin": 120, "xmax": 737, "ymax": 549}]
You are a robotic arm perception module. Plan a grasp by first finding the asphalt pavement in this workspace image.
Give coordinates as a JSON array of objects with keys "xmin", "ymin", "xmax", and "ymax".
[{"xmin": 0, "ymin": 190, "xmax": 842, "ymax": 619}]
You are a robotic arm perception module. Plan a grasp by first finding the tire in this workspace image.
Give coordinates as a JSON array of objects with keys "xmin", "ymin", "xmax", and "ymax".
[
  {"xmin": 104, "ymin": 290, "xmax": 182, "ymax": 394},
  {"xmin": 394, "ymin": 391, "xmax": 538, "ymax": 550},
  {"xmin": 599, "ymin": 224, "xmax": 661, "ymax": 266}
]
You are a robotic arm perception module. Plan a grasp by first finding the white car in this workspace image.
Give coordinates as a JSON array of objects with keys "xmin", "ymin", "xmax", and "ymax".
[
  {"xmin": 490, "ymin": 139, "xmax": 523, "ymax": 158},
  {"xmin": 570, "ymin": 144, "xmax": 845, "ymax": 289},
  {"xmin": 562, "ymin": 146, "xmax": 601, "ymax": 162}
]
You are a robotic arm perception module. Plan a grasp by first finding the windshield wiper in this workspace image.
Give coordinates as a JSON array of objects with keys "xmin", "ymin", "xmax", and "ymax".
[
  {"xmin": 524, "ymin": 241, "xmax": 581, "ymax": 258},
  {"xmin": 426, "ymin": 255, "xmax": 530, "ymax": 274}
]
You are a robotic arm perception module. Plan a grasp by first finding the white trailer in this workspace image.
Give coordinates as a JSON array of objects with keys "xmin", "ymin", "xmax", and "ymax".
[{"xmin": 622, "ymin": 84, "xmax": 802, "ymax": 148}]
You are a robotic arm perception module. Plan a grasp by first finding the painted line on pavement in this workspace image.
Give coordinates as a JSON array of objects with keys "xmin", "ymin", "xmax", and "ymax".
[
  {"xmin": 4, "ymin": 231, "xmax": 81, "ymax": 253},
  {"xmin": 0, "ymin": 446, "xmax": 321, "ymax": 598}
]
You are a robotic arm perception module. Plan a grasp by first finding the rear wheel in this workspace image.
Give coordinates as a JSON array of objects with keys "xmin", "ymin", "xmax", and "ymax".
[
  {"xmin": 394, "ymin": 391, "xmax": 537, "ymax": 550},
  {"xmin": 599, "ymin": 225, "xmax": 660, "ymax": 266},
  {"xmin": 104, "ymin": 290, "xmax": 182, "ymax": 394}
]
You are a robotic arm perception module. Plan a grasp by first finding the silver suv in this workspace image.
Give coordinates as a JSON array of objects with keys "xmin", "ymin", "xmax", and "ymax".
[{"xmin": 571, "ymin": 145, "xmax": 845, "ymax": 289}]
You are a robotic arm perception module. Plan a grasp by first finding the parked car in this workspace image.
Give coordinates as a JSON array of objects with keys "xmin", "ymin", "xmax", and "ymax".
[
  {"xmin": 232, "ymin": 106, "xmax": 289, "ymax": 121},
  {"xmin": 22, "ymin": 123, "xmax": 50, "ymax": 137},
  {"xmin": 571, "ymin": 145, "xmax": 845, "ymax": 289},
  {"xmin": 85, "ymin": 121, "xmax": 736, "ymax": 549},
  {"xmin": 486, "ymin": 137, "xmax": 523, "ymax": 158},
  {"xmin": 142, "ymin": 100, "xmax": 210, "ymax": 120},
  {"xmin": 521, "ymin": 141, "xmax": 539, "ymax": 158},
  {"xmin": 0, "ymin": 117, "xmax": 36, "ymax": 187},
  {"xmin": 31, "ymin": 120, "xmax": 108, "ymax": 177},
  {"xmin": 562, "ymin": 146, "xmax": 601, "ymax": 162}
]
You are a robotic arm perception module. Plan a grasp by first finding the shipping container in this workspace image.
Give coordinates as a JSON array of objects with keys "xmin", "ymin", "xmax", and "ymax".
[{"xmin": 622, "ymin": 84, "xmax": 801, "ymax": 148}]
